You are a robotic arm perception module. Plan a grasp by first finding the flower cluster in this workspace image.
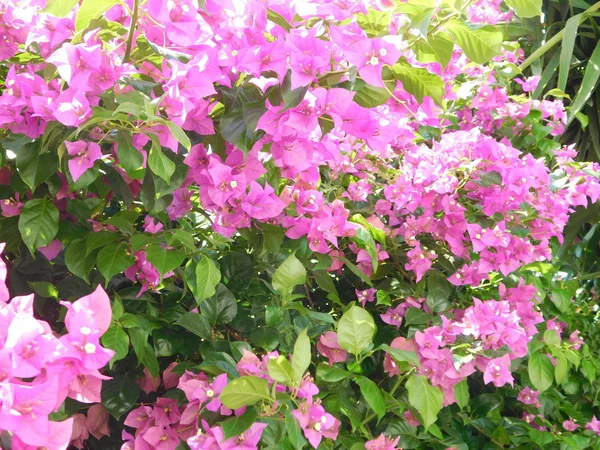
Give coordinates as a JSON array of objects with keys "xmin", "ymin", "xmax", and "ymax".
[{"xmin": 0, "ymin": 242, "xmax": 114, "ymax": 449}]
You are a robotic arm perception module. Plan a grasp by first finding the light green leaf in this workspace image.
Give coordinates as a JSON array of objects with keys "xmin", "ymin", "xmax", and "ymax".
[
  {"xmin": 145, "ymin": 244, "xmax": 185, "ymax": 277},
  {"xmin": 380, "ymin": 344, "xmax": 420, "ymax": 366},
  {"xmin": 96, "ymin": 242, "xmax": 135, "ymax": 283},
  {"xmin": 272, "ymin": 253, "xmax": 307, "ymax": 302},
  {"xmin": 406, "ymin": 374, "xmax": 443, "ymax": 430},
  {"xmin": 354, "ymin": 376, "xmax": 386, "ymax": 421},
  {"xmin": 414, "ymin": 35, "xmax": 454, "ymax": 68},
  {"xmin": 353, "ymin": 82, "xmax": 392, "ymax": 108},
  {"xmin": 42, "ymin": 0, "xmax": 79, "ymax": 17},
  {"xmin": 116, "ymin": 132, "xmax": 144, "ymax": 175},
  {"xmin": 75, "ymin": 0, "xmax": 119, "ymax": 31},
  {"xmin": 292, "ymin": 329, "xmax": 311, "ymax": 383},
  {"xmin": 165, "ymin": 121, "xmax": 192, "ymax": 151},
  {"xmin": 543, "ymin": 330, "xmax": 561, "ymax": 346},
  {"xmin": 337, "ymin": 305, "xmax": 376, "ymax": 356},
  {"xmin": 443, "ymin": 20, "xmax": 503, "ymax": 64},
  {"xmin": 528, "ymin": 351, "xmax": 554, "ymax": 393},
  {"xmin": 220, "ymin": 376, "xmax": 272, "ymax": 409},
  {"xmin": 148, "ymin": 135, "xmax": 176, "ymax": 183},
  {"xmin": 504, "ymin": 0, "xmax": 542, "ymax": 17},
  {"xmin": 267, "ymin": 355, "xmax": 295, "ymax": 386},
  {"xmin": 454, "ymin": 379, "xmax": 470, "ymax": 410},
  {"xmin": 18, "ymin": 199, "xmax": 59, "ymax": 254},
  {"xmin": 101, "ymin": 325, "xmax": 130, "ymax": 366},
  {"xmin": 568, "ymin": 41, "xmax": 600, "ymax": 124},
  {"xmin": 389, "ymin": 62, "xmax": 445, "ymax": 105},
  {"xmin": 192, "ymin": 257, "xmax": 221, "ymax": 304},
  {"xmin": 557, "ymin": 15, "xmax": 580, "ymax": 93},
  {"xmin": 555, "ymin": 352, "xmax": 569, "ymax": 385}
]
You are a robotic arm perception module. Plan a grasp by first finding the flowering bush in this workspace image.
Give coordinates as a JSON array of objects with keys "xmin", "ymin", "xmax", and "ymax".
[{"xmin": 1, "ymin": 0, "xmax": 600, "ymax": 449}]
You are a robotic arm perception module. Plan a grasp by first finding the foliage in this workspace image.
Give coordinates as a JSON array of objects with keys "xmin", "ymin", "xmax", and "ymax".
[{"xmin": 0, "ymin": 0, "xmax": 600, "ymax": 449}]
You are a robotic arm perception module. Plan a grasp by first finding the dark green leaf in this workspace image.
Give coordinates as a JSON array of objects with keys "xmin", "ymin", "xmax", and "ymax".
[{"xmin": 101, "ymin": 374, "xmax": 140, "ymax": 420}]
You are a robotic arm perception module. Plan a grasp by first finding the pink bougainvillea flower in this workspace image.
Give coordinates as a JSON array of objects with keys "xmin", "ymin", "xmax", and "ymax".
[
  {"xmin": 316, "ymin": 331, "xmax": 347, "ymax": 365},
  {"xmin": 39, "ymin": 239, "xmax": 62, "ymax": 261},
  {"xmin": 483, "ymin": 355, "xmax": 514, "ymax": 387},
  {"xmin": 365, "ymin": 433, "xmax": 401, "ymax": 450},
  {"xmin": 85, "ymin": 404, "xmax": 111, "ymax": 440},
  {"xmin": 64, "ymin": 141, "xmax": 103, "ymax": 182},
  {"xmin": 586, "ymin": 416, "xmax": 600, "ymax": 435},
  {"xmin": 292, "ymin": 400, "xmax": 340, "ymax": 449}
]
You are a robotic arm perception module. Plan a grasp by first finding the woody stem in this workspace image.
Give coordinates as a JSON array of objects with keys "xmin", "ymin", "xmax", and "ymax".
[{"xmin": 124, "ymin": 0, "xmax": 139, "ymax": 63}]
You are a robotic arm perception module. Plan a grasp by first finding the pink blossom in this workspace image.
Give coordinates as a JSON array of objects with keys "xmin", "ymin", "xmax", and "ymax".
[
  {"xmin": 365, "ymin": 433, "xmax": 400, "ymax": 450},
  {"xmin": 64, "ymin": 141, "xmax": 103, "ymax": 182},
  {"xmin": 483, "ymin": 355, "xmax": 514, "ymax": 387},
  {"xmin": 316, "ymin": 332, "xmax": 347, "ymax": 365}
]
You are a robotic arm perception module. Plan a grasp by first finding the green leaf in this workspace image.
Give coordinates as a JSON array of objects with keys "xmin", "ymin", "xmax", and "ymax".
[
  {"xmin": 250, "ymin": 327, "xmax": 281, "ymax": 351},
  {"xmin": 504, "ymin": 0, "xmax": 542, "ymax": 17},
  {"xmin": 18, "ymin": 198, "xmax": 59, "ymax": 254},
  {"xmin": 267, "ymin": 8, "xmax": 292, "ymax": 31},
  {"xmin": 285, "ymin": 408, "xmax": 307, "ymax": 450},
  {"xmin": 267, "ymin": 355, "xmax": 295, "ymax": 386},
  {"xmin": 353, "ymin": 82, "xmax": 392, "ymax": 108},
  {"xmin": 543, "ymin": 330, "xmax": 561, "ymax": 346},
  {"xmin": 192, "ymin": 257, "xmax": 221, "ymax": 304},
  {"xmin": 42, "ymin": 0, "xmax": 79, "ymax": 17},
  {"xmin": 86, "ymin": 231, "xmax": 120, "ymax": 256},
  {"xmin": 148, "ymin": 136, "xmax": 176, "ymax": 183},
  {"xmin": 200, "ymin": 284, "xmax": 237, "ymax": 325},
  {"xmin": 145, "ymin": 244, "xmax": 185, "ymax": 277},
  {"xmin": 220, "ymin": 376, "xmax": 271, "ymax": 409},
  {"xmin": 101, "ymin": 325, "xmax": 130, "ymax": 366},
  {"xmin": 28, "ymin": 281, "xmax": 59, "ymax": 299},
  {"xmin": 406, "ymin": 375, "xmax": 443, "ymax": 430},
  {"xmin": 281, "ymin": 71, "xmax": 309, "ymax": 111},
  {"xmin": 116, "ymin": 132, "xmax": 144, "ymax": 175},
  {"xmin": 454, "ymin": 379, "xmax": 470, "ymax": 410},
  {"xmin": 272, "ymin": 253, "xmax": 307, "ymax": 302},
  {"xmin": 129, "ymin": 327, "xmax": 160, "ymax": 377},
  {"xmin": 557, "ymin": 14, "xmax": 580, "ymax": 93},
  {"xmin": 477, "ymin": 170, "xmax": 503, "ymax": 187},
  {"xmin": 443, "ymin": 21, "xmax": 503, "ymax": 64},
  {"xmin": 426, "ymin": 271, "xmax": 451, "ymax": 312},
  {"xmin": 96, "ymin": 242, "xmax": 135, "ymax": 283},
  {"xmin": 292, "ymin": 329, "xmax": 311, "ymax": 383},
  {"xmin": 221, "ymin": 101, "xmax": 266, "ymax": 153},
  {"xmin": 16, "ymin": 141, "xmax": 58, "ymax": 191},
  {"xmin": 389, "ymin": 62, "xmax": 445, "ymax": 105},
  {"xmin": 528, "ymin": 351, "xmax": 554, "ymax": 393},
  {"xmin": 380, "ymin": 344, "xmax": 420, "ymax": 366},
  {"xmin": 316, "ymin": 363, "xmax": 352, "ymax": 383},
  {"xmin": 357, "ymin": 10, "xmax": 389, "ymax": 37},
  {"xmin": 65, "ymin": 238, "xmax": 97, "ymax": 282},
  {"xmin": 165, "ymin": 121, "xmax": 192, "ymax": 151},
  {"xmin": 146, "ymin": 40, "xmax": 191, "ymax": 63},
  {"xmin": 354, "ymin": 376, "xmax": 386, "ymax": 421},
  {"xmin": 555, "ymin": 352, "xmax": 569, "ymax": 385},
  {"xmin": 414, "ymin": 35, "xmax": 454, "ymax": 68},
  {"xmin": 568, "ymin": 41, "xmax": 600, "ymax": 124},
  {"xmin": 337, "ymin": 306, "xmax": 376, "ymax": 356},
  {"xmin": 75, "ymin": 0, "xmax": 119, "ymax": 31},
  {"xmin": 221, "ymin": 407, "xmax": 258, "ymax": 440},
  {"xmin": 175, "ymin": 312, "xmax": 211, "ymax": 339},
  {"xmin": 101, "ymin": 374, "xmax": 140, "ymax": 420}
]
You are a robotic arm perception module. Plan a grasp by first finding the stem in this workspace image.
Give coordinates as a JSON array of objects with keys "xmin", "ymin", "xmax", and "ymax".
[
  {"xmin": 573, "ymin": 271, "xmax": 600, "ymax": 281},
  {"xmin": 124, "ymin": 0, "xmax": 140, "ymax": 63},
  {"xmin": 519, "ymin": 0, "xmax": 600, "ymax": 71}
]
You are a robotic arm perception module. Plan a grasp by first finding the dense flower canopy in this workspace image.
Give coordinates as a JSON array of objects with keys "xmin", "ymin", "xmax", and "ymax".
[{"xmin": 0, "ymin": 0, "xmax": 599, "ymax": 449}]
